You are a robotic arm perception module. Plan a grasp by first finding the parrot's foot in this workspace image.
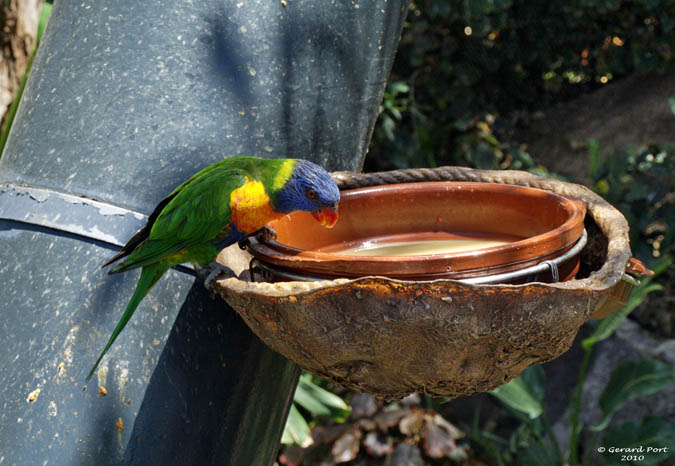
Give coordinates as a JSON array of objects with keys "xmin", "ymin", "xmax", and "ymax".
[
  {"xmin": 238, "ymin": 226, "xmax": 277, "ymax": 250},
  {"xmin": 201, "ymin": 262, "xmax": 235, "ymax": 290}
]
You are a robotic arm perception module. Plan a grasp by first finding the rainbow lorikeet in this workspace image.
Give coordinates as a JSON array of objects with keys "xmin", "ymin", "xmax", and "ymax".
[{"xmin": 87, "ymin": 156, "xmax": 340, "ymax": 381}]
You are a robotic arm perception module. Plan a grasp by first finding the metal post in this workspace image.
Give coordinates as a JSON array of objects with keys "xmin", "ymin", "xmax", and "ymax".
[{"xmin": 0, "ymin": 0, "xmax": 410, "ymax": 464}]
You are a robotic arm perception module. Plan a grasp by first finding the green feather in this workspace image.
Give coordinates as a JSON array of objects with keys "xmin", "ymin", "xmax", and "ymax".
[
  {"xmin": 90, "ymin": 157, "xmax": 299, "ymax": 380},
  {"xmin": 87, "ymin": 262, "xmax": 168, "ymax": 381}
]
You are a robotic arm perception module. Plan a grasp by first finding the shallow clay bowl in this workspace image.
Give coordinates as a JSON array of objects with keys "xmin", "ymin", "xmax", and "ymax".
[{"xmin": 248, "ymin": 182, "xmax": 586, "ymax": 281}]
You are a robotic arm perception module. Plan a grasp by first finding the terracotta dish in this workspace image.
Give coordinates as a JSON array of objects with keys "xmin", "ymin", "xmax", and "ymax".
[{"xmin": 247, "ymin": 182, "xmax": 586, "ymax": 282}]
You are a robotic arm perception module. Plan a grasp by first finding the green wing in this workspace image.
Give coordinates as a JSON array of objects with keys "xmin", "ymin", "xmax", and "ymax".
[{"xmin": 110, "ymin": 162, "xmax": 247, "ymax": 273}]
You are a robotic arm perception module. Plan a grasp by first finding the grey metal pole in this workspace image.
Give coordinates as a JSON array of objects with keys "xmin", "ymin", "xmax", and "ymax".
[{"xmin": 0, "ymin": 0, "xmax": 410, "ymax": 464}]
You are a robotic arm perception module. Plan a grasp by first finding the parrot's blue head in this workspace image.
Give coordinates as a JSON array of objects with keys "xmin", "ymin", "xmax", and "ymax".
[{"xmin": 274, "ymin": 159, "xmax": 340, "ymax": 227}]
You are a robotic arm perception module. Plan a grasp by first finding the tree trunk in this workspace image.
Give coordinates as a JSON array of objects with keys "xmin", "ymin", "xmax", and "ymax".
[{"xmin": 0, "ymin": 0, "xmax": 42, "ymax": 127}]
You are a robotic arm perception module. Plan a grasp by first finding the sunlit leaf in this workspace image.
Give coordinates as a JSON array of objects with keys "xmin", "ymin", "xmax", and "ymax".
[
  {"xmin": 293, "ymin": 374, "xmax": 350, "ymax": 422},
  {"xmin": 281, "ymin": 404, "xmax": 313, "ymax": 447},
  {"xmin": 491, "ymin": 374, "xmax": 544, "ymax": 420},
  {"xmin": 390, "ymin": 107, "xmax": 402, "ymax": 121},
  {"xmin": 388, "ymin": 81, "xmax": 410, "ymax": 95}
]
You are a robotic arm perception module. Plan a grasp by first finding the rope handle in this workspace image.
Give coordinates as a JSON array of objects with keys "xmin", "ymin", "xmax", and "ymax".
[{"xmin": 331, "ymin": 165, "xmax": 595, "ymax": 204}]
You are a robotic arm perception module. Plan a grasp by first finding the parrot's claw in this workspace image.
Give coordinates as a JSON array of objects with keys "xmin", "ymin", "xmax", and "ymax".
[
  {"xmin": 202, "ymin": 262, "xmax": 235, "ymax": 290},
  {"xmin": 258, "ymin": 225, "xmax": 278, "ymax": 241},
  {"xmin": 238, "ymin": 226, "xmax": 277, "ymax": 250}
]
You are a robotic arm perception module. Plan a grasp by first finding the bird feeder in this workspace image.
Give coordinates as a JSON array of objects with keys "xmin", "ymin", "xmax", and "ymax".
[{"xmin": 206, "ymin": 166, "xmax": 649, "ymax": 400}]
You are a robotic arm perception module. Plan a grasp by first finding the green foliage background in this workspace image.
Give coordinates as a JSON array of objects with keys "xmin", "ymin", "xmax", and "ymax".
[{"xmin": 366, "ymin": 0, "xmax": 675, "ymax": 171}]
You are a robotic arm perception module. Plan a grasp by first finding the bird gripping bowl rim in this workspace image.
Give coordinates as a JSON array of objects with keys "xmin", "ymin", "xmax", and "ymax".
[{"xmin": 206, "ymin": 166, "xmax": 649, "ymax": 400}]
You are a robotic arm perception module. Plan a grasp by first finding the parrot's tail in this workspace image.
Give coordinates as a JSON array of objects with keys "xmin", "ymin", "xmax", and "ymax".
[{"xmin": 86, "ymin": 262, "xmax": 169, "ymax": 382}]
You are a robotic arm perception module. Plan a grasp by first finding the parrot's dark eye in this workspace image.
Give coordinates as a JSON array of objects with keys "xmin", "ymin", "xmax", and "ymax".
[{"xmin": 306, "ymin": 189, "xmax": 316, "ymax": 199}]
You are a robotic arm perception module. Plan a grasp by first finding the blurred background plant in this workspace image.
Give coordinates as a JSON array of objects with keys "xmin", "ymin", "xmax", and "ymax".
[{"xmin": 366, "ymin": 0, "xmax": 674, "ymax": 172}]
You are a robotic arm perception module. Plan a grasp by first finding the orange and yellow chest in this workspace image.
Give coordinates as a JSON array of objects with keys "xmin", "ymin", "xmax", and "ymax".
[{"xmin": 229, "ymin": 178, "xmax": 283, "ymax": 234}]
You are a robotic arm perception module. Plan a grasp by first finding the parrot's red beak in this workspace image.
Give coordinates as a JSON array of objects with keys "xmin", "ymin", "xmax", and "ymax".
[{"xmin": 312, "ymin": 207, "xmax": 339, "ymax": 228}]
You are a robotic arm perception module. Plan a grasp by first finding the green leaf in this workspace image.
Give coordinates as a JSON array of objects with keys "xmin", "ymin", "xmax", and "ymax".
[
  {"xmin": 669, "ymin": 96, "xmax": 675, "ymax": 116},
  {"xmin": 388, "ymin": 81, "xmax": 410, "ymax": 95},
  {"xmin": 480, "ymin": 131, "xmax": 500, "ymax": 147},
  {"xmin": 453, "ymin": 117, "xmax": 474, "ymax": 132},
  {"xmin": 517, "ymin": 437, "xmax": 563, "ymax": 466},
  {"xmin": 381, "ymin": 116, "xmax": 396, "ymax": 141},
  {"xmin": 594, "ymin": 178, "xmax": 610, "ymax": 196},
  {"xmin": 591, "ymin": 360, "xmax": 675, "ymax": 432},
  {"xmin": 390, "ymin": 107, "xmax": 402, "ymax": 121},
  {"xmin": 472, "ymin": 141, "xmax": 498, "ymax": 169},
  {"xmin": 281, "ymin": 404, "xmax": 313, "ymax": 446},
  {"xmin": 588, "ymin": 139, "xmax": 601, "ymax": 178},
  {"xmin": 293, "ymin": 374, "xmax": 350, "ymax": 422},
  {"xmin": 509, "ymin": 147, "xmax": 535, "ymax": 170},
  {"xmin": 468, "ymin": 431, "xmax": 510, "ymax": 466},
  {"xmin": 583, "ymin": 283, "xmax": 663, "ymax": 351},
  {"xmin": 601, "ymin": 417, "xmax": 675, "ymax": 465},
  {"xmin": 0, "ymin": 2, "xmax": 52, "ymax": 156},
  {"xmin": 491, "ymin": 374, "xmax": 544, "ymax": 420},
  {"xmin": 37, "ymin": 2, "xmax": 52, "ymax": 39},
  {"xmin": 520, "ymin": 365, "xmax": 546, "ymax": 404}
]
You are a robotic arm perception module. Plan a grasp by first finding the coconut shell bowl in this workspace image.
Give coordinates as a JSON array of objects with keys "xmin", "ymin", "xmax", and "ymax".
[{"xmin": 203, "ymin": 166, "xmax": 651, "ymax": 400}]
